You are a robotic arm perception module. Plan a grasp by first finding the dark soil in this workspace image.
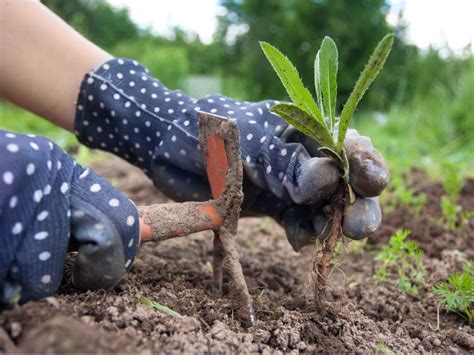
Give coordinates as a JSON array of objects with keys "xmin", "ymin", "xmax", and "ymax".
[{"xmin": 1, "ymin": 156, "xmax": 473, "ymax": 353}]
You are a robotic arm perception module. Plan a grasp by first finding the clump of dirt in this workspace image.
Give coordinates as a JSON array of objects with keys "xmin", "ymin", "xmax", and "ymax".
[{"xmin": 1, "ymin": 156, "xmax": 473, "ymax": 353}]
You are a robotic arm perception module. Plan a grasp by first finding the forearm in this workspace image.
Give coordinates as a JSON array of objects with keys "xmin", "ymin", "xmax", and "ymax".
[{"xmin": 0, "ymin": 0, "xmax": 111, "ymax": 131}]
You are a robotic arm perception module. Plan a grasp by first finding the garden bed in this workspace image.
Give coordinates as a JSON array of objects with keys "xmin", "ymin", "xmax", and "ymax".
[{"xmin": 1, "ymin": 156, "xmax": 473, "ymax": 353}]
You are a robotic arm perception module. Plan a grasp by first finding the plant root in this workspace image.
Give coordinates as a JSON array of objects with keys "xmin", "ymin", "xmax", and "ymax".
[
  {"xmin": 313, "ymin": 183, "xmax": 346, "ymax": 311},
  {"xmin": 429, "ymin": 303, "xmax": 441, "ymax": 331}
]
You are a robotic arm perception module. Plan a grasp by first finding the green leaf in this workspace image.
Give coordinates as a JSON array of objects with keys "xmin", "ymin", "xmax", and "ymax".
[
  {"xmin": 139, "ymin": 297, "xmax": 181, "ymax": 317},
  {"xmin": 314, "ymin": 52, "xmax": 324, "ymax": 118},
  {"xmin": 337, "ymin": 34, "xmax": 394, "ymax": 154},
  {"xmin": 260, "ymin": 42, "xmax": 324, "ymax": 124},
  {"xmin": 318, "ymin": 36, "xmax": 338, "ymax": 130},
  {"xmin": 318, "ymin": 146, "xmax": 344, "ymax": 171},
  {"xmin": 271, "ymin": 103, "xmax": 335, "ymax": 149}
]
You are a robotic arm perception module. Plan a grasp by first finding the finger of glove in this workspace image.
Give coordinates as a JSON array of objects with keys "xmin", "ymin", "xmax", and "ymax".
[
  {"xmin": 344, "ymin": 130, "xmax": 389, "ymax": 197},
  {"xmin": 279, "ymin": 125, "xmax": 389, "ymax": 198},
  {"xmin": 308, "ymin": 196, "xmax": 381, "ymax": 241},
  {"xmin": 283, "ymin": 195, "xmax": 382, "ymax": 252},
  {"xmin": 69, "ymin": 165, "xmax": 140, "ymax": 291},
  {"xmin": 294, "ymin": 157, "xmax": 340, "ymax": 205},
  {"xmin": 0, "ymin": 131, "xmax": 76, "ymax": 303},
  {"xmin": 282, "ymin": 205, "xmax": 318, "ymax": 252},
  {"xmin": 342, "ymin": 196, "xmax": 382, "ymax": 239},
  {"xmin": 283, "ymin": 204, "xmax": 343, "ymax": 252}
]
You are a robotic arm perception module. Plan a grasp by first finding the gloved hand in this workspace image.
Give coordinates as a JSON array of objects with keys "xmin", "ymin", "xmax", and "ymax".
[
  {"xmin": 0, "ymin": 130, "xmax": 139, "ymax": 306},
  {"xmin": 74, "ymin": 58, "xmax": 389, "ymax": 251}
]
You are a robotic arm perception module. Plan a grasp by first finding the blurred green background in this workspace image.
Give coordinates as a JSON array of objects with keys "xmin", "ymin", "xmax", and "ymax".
[{"xmin": 0, "ymin": 0, "xmax": 472, "ymax": 178}]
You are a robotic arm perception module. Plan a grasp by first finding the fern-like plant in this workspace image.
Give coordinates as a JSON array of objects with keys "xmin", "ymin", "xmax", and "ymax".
[
  {"xmin": 261, "ymin": 34, "xmax": 393, "ymax": 307},
  {"xmin": 375, "ymin": 229, "xmax": 426, "ymax": 296},
  {"xmin": 433, "ymin": 262, "xmax": 474, "ymax": 325},
  {"xmin": 440, "ymin": 162, "xmax": 468, "ymax": 230}
]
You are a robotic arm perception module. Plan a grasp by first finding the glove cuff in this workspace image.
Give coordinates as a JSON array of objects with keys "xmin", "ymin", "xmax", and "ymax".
[{"xmin": 74, "ymin": 58, "xmax": 201, "ymax": 178}]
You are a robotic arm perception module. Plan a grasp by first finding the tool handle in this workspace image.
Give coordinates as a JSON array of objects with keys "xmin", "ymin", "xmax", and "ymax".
[{"xmin": 138, "ymin": 201, "xmax": 223, "ymax": 243}]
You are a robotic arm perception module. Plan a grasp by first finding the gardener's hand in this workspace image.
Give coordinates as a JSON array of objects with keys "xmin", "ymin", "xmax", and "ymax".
[
  {"xmin": 74, "ymin": 58, "xmax": 388, "ymax": 252},
  {"xmin": 0, "ymin": 130, "xmax": 139, "ymax": 306}
]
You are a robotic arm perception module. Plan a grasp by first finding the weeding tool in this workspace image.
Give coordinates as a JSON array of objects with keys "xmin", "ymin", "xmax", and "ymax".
[{"xmin": 137, "ymin": 112, "xmax": 255, "ymax": 325}]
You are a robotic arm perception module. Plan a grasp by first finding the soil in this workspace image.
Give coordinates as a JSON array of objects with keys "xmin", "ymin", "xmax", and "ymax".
[{"xmin": 1, "ymin": 156, "xmax": 473, "ymax": 353}]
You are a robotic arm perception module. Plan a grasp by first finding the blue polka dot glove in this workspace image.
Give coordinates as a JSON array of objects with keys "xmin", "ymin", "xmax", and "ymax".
[
  {"xmin": 0, "ymin": 131, "xmax": 139, "ymax": 307},
  {"xmin": 75, "ymin": 58, "xmax": 389, "ymax": 252}
]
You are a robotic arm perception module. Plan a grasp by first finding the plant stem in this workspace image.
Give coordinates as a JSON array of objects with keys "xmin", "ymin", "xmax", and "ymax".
[{"xmin": 313, "ymin": 183, "xmax": 346, "ymax": 310}]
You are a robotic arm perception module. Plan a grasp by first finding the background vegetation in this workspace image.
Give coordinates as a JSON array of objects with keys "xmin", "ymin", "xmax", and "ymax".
[{"xmin": 1, "ymin": 0, "xmax": 472, "ymax": 177}]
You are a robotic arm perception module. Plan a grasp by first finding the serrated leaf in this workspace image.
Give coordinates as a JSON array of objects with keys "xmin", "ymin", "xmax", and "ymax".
[
  {"xmin": 271, "ymin": 103, "xmax": 335, "ymax": 149},
  {"xmin": 337, "ymin": 34, "xmax": 394, "ymax": 154},
  {"xmin": 260, "ymin": 42, "xmax": 324, "ymax": 124},
  {"xmin": 314, "ymin": 52, "xmax": 324, "ymax": 117},
  {"xmin": 318, "ymin": 36, "xmax": 338, "ymax": 130}
]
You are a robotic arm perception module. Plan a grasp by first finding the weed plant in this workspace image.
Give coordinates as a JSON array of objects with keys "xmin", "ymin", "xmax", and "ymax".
[
  {"xmin": 260, "ymin": 34, "xmax": 393, "ymax": 185},
  {"xmin": 384, "ymin": 174, "xmax": 427, "ymax": 216},
  {"xmin": 139, "ymin": 297, "xmax": 181, "ymax": 317},
  {"xmin": 375, "ymin": 229, "xmax": 426, "ymax": 295},
  {"xmin": 433, "ymin": 262, "xmax": 474, "ymax": 325},
  {"xmin": 439, "ymin": 162, "xmax": 473, "ymax": 230},
  {"xmin": 261, "ymin": 34, "xmax": 393, "ymax": 306}
]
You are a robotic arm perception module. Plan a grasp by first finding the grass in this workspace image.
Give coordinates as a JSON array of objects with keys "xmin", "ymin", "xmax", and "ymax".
[
  {"xmin": 354, "ymin": 60, "xmax": 474, "ymax": 180},
  {"xmin": 0, "ymin": 102, "xmax": 99, "ymax": 165},
  {"xmin": 355, "ymin": 107, "xmax": 474, "ymax": 180},
  {"xmin": 381, "ymin": 174, "xmax": 427, "ymax": 215},
  {"xmin": 139, "ymin": 297, "xmax": 182, "ymax": 317}
]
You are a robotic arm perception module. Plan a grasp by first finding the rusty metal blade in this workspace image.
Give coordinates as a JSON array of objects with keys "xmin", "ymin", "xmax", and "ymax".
[{"xmin": 197, "ymin": 111, "xmax": 242, "ymax": 203}]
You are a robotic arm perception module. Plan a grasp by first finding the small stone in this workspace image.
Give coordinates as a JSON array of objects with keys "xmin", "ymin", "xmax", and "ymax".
[
  {"xmin": 9, "ymin": 322, "xmax": 22, "ymax": 338},
  {"xmin": 45, "ymin": 297, "xmax": 60, "ymax": 309},
  {"xmin": 448, "ymin": 346, "xmax": 459, "ymax": 353},
  {"xmin": 296, "ymin": 341, "xmax": 307, "ymax": 350},
  {"xmin": 80, "ymin": 316, "xmax": 95, "ymax": 325},
  {"xmin": 106, "ymin": 306, "xmax": 119, "ymax": 318},
  {"xmin": 209, "ymin": 321, "xmax": 228, "ymax": 341},
  {"xmin": 175, "ymin": 316, "xmax": 200, "ymax": 333},
  {"xmin": 432, "ymin": 338, "xmax": 441, "ymax": 347},
  {"xmin": 254, "ymin": 329, "xmax": 271, "ymax": 343}
]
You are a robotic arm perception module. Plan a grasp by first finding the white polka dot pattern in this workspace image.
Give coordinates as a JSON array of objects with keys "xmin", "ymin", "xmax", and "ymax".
[
  {"xmin": 73, "ymin": 58, "xmax": 312, "ymax": 211},
  {"xmin": 0, "ymin": 129, "xmax": 139, "ymax": 304}
]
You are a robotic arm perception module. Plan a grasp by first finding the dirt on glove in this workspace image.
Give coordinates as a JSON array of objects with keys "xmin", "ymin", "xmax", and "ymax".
[{"xmin": 1, "ymin": 156, "xmax": 473, "ymax": 353}]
